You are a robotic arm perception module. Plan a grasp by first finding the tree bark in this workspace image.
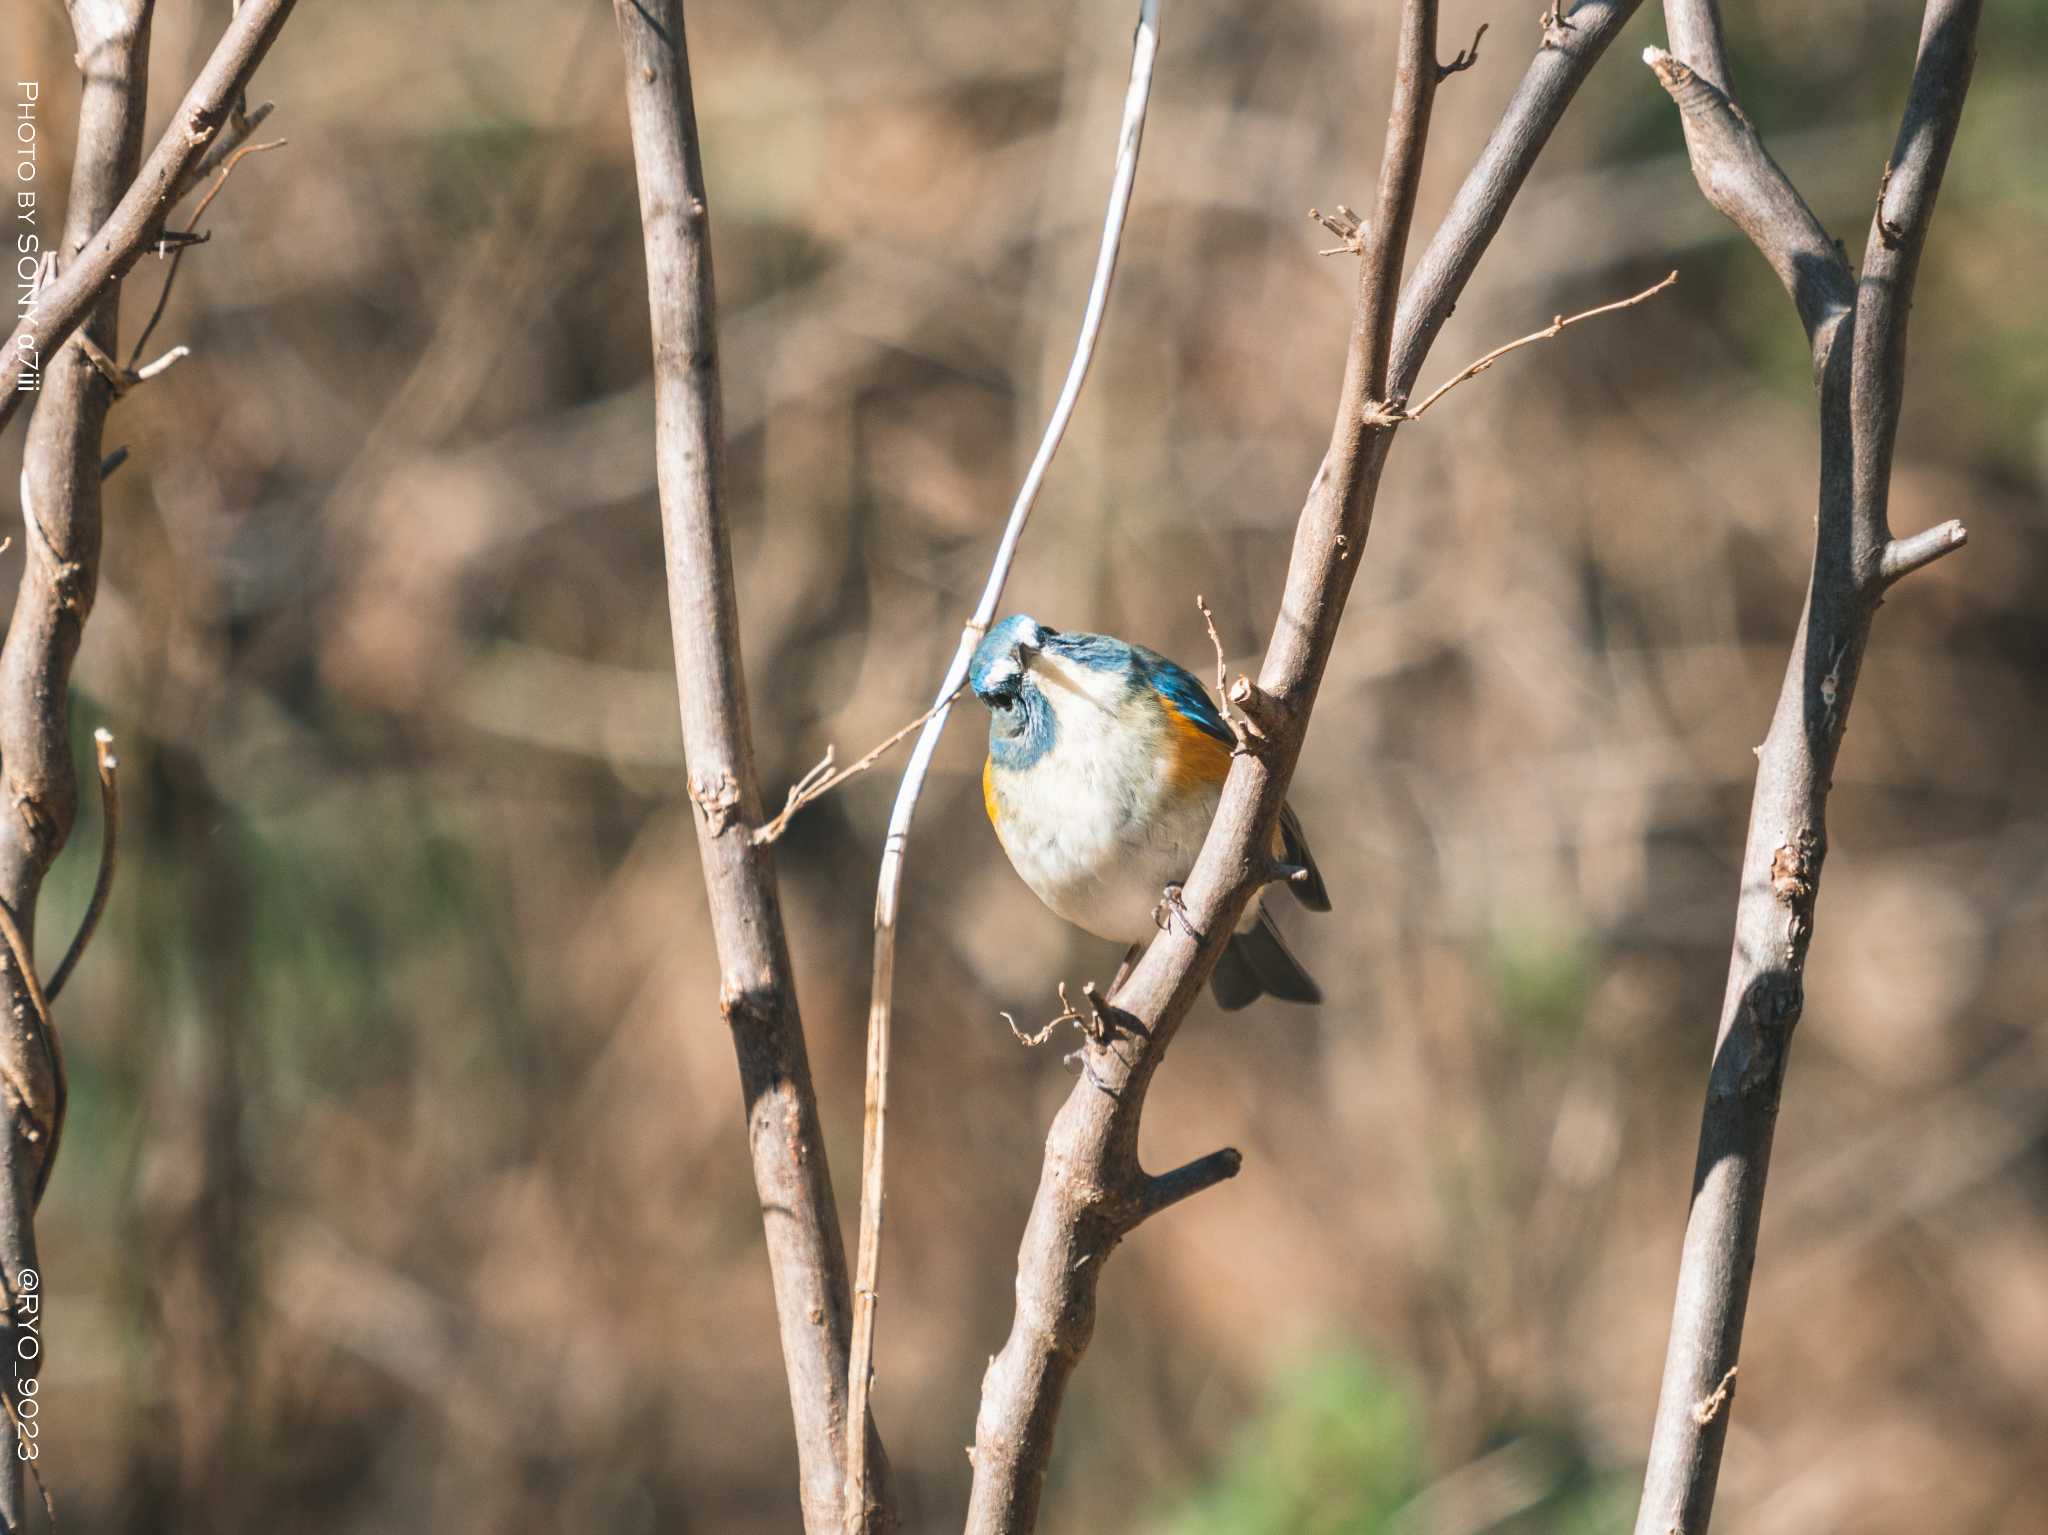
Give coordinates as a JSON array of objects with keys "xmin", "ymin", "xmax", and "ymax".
[
  {"xmin": 610, "ymin": 4, "xmax": 892, "ymax": 1530},
  {"xmin": 0, "ymin": 0, "xmax": 298, "ymax": 432},
  {"xmin": 1631, "ymin": 4, "xmax": 1981, "ymax": 1530},
  {"xmin": 0, "ymin": 2, "xmax": 155, "ymax": 1522}
]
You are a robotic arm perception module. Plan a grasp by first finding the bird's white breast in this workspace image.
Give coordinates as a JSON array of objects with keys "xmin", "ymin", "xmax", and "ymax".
[{"xmin": 987, "ymin": 653, "xmax": 1222, "ymax": 945}]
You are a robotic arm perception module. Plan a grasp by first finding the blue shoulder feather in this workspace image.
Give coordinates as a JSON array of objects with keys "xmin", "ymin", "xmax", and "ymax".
[{"xmin": 1135, "ymin": 647, "xmax": 1235, "ymax": 747}]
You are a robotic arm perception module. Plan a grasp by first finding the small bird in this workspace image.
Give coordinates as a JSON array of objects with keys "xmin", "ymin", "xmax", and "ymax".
[{"xmin": 968, "ymin": 613, "xmax": 1329, "ymax": 1010}]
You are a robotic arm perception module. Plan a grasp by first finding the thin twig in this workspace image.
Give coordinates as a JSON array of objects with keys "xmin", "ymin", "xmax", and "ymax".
[
  {"xmin": 1002, "ymin": 983, "xmax": 1090, "ymax": 1048},
  {"xmin": 47, "ymin": 731, "xmax": 121, "ymax": 1004},
  {"xmin": 127, "ymin": 137, "xmax": 288, "ymax": 370},
  {"xmin": 1195, "ymin": 595, "xmax": 1263, "ymax": 752},
  {"xmin": 1437, "ymin": 21, "xmax": 1489, "ymax": 80},
  {"xmin": 752, "ymin": 689, "xmax": 960, "ymax": 847},
  {"xmin": 845, "ymin": 4, "xmax": 1164, "ymax": 1526},
  {"xmin": 1395, "ymin": 270, "xmax": 1677, "ymax": 421}
]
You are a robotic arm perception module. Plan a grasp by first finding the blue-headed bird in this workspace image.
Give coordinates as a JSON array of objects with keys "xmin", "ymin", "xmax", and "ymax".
[{"xmin": 968, "ymin": 614, "xmax": 1329, "ymax": 1010}]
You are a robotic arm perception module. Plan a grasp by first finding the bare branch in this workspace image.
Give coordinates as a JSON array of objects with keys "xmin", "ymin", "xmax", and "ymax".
[
  {"xmin": 1308, "ymin": 203, "xmax": 1368, "ymax": 256},
  {"xmin": 1399, "ymin": 269, "xmax": 1677, "ymax": 421},
  {"xmin": 0, "ymin": 0, "xmax": 300, "ymax": 432},
  {"xmin": 0, "ymin": 4, "xmax": 163, "ymax": 1516},
  {"xmin": 1137, "ymin": 1147, "xmax": 1244, "ymax": 1219},
  {"xmin": 1881, "ymin": 518, "xmax": 1968, "ymax": 584},
  {"xmin": 1437, "ymin": 22, "xmax": 1489, "ymax": 82},
  {"xmin": 1195, "ymin": 595, "xmax": 1267, "ymax": 752},
  {"xmin": 612, "ymin": 4, "xmax": 891, "ymax": 1530},
  {"xmin": 1631, "ymin": 4, "xmax": 1982, "ymax": 1533},
  {"xmin": 1390, "ymin": 0, "xmax": 1647, "ymax": 396},
  {"xmin": 964, "ymin": 1, "xmax": 1449, "ymax": 1525},
  {"xmin": 1641, "ymin": 44, "xmax": 1853, "ymax": 353},
  {"xmin": 752, "ymin": 688, "xmax": 960, "ymax": 847},
  {"xmin": 847, "ymin": 3, "xmax": 1164, "ymax": 1524},
  {"xmin": 1002, "ymin": 982, "xmax": 1092, "ymax": 1049}
]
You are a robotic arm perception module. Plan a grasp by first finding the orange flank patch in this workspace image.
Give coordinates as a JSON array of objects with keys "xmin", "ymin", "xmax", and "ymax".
[
  {"xmin": 1163, "ymin": 705, "xmax": 1232, "ymax": 796},
  {"xmin": 982, "ymin": 755, "xmax": 1001, "ymax": 827}
]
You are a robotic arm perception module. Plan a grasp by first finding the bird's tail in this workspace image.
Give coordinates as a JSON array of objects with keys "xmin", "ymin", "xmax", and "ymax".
[{"xmin": 1209, "ymin": 906, "xmax": 1322, "ymax": 1011}]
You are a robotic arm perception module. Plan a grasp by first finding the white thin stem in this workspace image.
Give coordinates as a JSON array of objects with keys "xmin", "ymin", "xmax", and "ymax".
[{"xmin": 840, "ymin": 1, "xmax": 1162, "ymax": 1523}]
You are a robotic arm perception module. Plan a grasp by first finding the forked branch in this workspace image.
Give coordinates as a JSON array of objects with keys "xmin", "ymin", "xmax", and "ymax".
[
  {"xmin": 1631, "ymin": 3, "xmax": 1982, "ymax": 1532},
  {"xmin": 0, "ymin": 0, "xmax": 302, "ymax": 432}
]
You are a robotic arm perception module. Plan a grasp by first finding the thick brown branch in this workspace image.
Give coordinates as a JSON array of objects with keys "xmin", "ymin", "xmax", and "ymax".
[
  {"xmin": 0, "ymin": 0, "xmax": 299, "ymax": 432},
  {"xmin": 1642, "ymin": 42, "xmax": 1853, "ymax": 353},
  {"xmin": 1631, "ymin": 4, "xmax": 1982, "ymax": 1533},
  {"xmin": 611, "ymin": 5, "xmax": 890, "ymax": 1532},
  {"xmin": 0, "ymin": 5, "xmax": 159, "ymax": 1523}
]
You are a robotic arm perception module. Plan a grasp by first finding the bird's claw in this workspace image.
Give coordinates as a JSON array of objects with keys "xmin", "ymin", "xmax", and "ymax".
[{"xmin": 1153, "ymin": 882, "xmax": 1197, "ymax": 939}]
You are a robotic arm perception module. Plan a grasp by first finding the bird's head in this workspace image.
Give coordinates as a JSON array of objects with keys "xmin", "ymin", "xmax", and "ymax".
[
  {"xmin": 968, "ymin": 614, "xmax": 1049, "ymax": 707},
  {"xmin": 970, "ymin": 614, "xmax": 1060, "ymax": 766}
]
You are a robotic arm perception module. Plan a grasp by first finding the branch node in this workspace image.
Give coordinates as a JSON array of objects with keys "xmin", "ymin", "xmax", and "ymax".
[
  {"xmin": 1308, "ymin": 203, "xmax": 1368, "ymax": 257},
  {"xmin": 1196, "ymin": 595, "xmax": 1269, "ymax": 753},
  {"xmin": 1691, "ymin": 1365, "xmax": 1738, "ymax": 1426},
  {"xmin": 1137, "ymin": 1147, "xmax": 1243, "ymax": 1221},
  {"xmin": 1004, "ymin": 982, "xmax": 1089, "ymax": 1048},
  {"xmin": 1437, "ymin": 22, "xmax": 1488, "ymax": 81},
  {"xmin": 1401, "ymin": 271, "xmax": 1677, "ymax": 421},
  {"xmin": 687, "ymin": 770, "xmax": 742, "ymax": 834},
  {"xmin": 1875, "ymin": 159, "xmax": 1904, "ymax": 249},
  {"xmin": 1879, "ymin": 519, "xmax": 1967, "ymax": 585}
]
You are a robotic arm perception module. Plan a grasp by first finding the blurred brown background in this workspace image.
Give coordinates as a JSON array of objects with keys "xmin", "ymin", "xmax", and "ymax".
[{"xmin": 4, "ymin": 0, "xmax": 2044, "ymax": 1530}]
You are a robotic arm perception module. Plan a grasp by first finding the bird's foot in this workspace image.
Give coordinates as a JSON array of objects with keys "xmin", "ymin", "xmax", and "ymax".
[
  {"xmin": 1153, "ymin": 882, "xmax": 1198, "ymax": 939},
  {"xmin": 1063, "ymin": 1043, "xmax": 1120, "ymax": 1097}
]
